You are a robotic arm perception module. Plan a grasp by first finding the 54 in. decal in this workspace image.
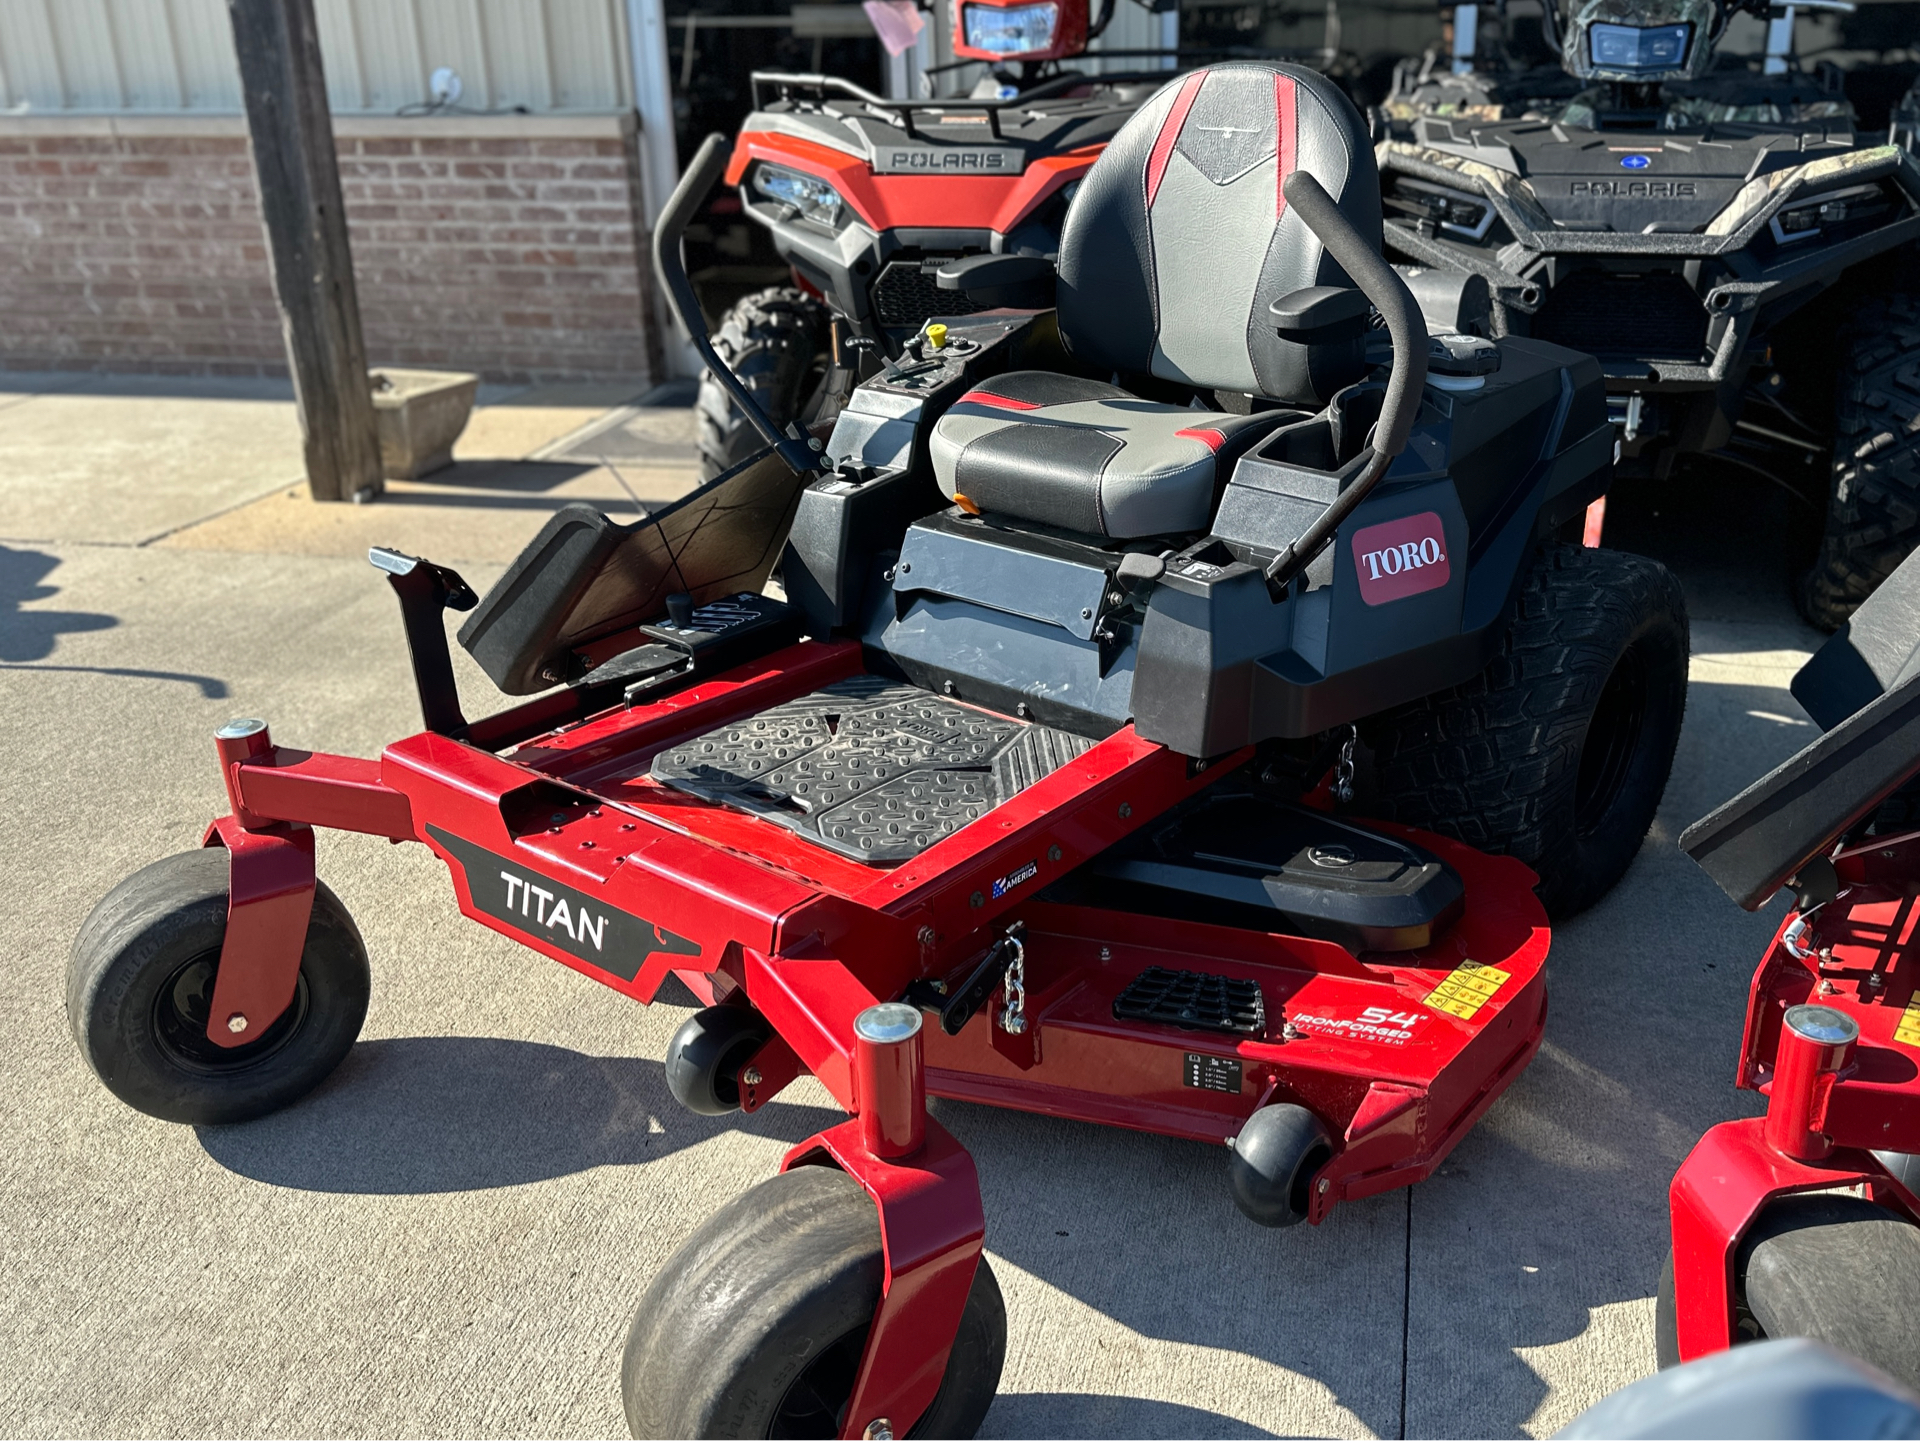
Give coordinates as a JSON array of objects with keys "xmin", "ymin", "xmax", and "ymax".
[{"xmin": 1288, "ymin": 1006, "xmax": 1425, "ymax": 1044}]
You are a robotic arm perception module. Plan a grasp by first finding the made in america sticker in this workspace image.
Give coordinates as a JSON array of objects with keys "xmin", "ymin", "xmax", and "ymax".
[{"xmin": 991, "ymin": 859, "xmax": 1039, "ymax": 899}]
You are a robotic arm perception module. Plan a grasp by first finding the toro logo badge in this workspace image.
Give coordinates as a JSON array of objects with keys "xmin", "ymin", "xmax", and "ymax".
[{"xmin": 1351, "ymin": 511, "xmax": 1451, "ymax": 605}]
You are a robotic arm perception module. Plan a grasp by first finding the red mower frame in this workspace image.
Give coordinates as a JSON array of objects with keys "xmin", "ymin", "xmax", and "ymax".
[
  {"xmin": 1668, "ymin": 830, "xmax": 1920, "ymax": 1363},
  {"xmin": 198, "ymin": 631, "xmax": 1548, "ymax": 1438}
]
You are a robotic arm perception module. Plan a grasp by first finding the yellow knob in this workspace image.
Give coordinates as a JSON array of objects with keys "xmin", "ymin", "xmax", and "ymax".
[{"xmin": 926, "ymin": 323, "xmax": 948, "ymax": 350}]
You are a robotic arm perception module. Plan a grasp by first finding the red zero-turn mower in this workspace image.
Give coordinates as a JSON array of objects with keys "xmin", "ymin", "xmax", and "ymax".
[
  {"xmin": 71, "ymin": 63, "xmax": 1690, "ymax": 1439},
  {"xmin": 1660, "ymin": 552, "xmax": 1919, "ymax": 1390}
]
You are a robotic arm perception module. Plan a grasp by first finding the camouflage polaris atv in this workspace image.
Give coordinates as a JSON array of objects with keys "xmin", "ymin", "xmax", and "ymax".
[{"xmin": 1374, "ymin": 0, "xmax": 1918, "ymax": 627}]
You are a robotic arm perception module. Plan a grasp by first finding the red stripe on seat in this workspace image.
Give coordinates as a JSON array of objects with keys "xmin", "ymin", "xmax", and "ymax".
[
  {"xmin": 1175, "ymin": 426, "xmax": 1226, "ymax": 452},
  {"xmin": 1145, "ymin": 72, "xmax": 1208, "ymax": 207},
  {"xmin": 958, "ymin": 390, "xmax": 1041, "ymax": 411},
  {"xmin": 1274, "ymin": 71, "xmax": 1298, "ymax": 217}
]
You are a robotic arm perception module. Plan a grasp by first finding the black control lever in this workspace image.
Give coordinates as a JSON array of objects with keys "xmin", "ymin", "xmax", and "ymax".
[
  {"xmin": 653, "ymin": 134, "xmax": 826, "ymax": 477},
  {"xmin": 905, "ymin": 923, "xmax": 1027, "ymax": 1035},
  {"xmin": 1262, "ymin": 171, "xmax": 1429, "ymax": 594},
  {"xmin": 369, "ymin": 547, "xmax": 477, "ymax": 736}
]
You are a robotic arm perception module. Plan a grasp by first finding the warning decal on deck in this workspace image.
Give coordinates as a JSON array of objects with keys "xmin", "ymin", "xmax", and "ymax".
[
  {"xmin": 1896, "ymin": 997, "xmax": 1919, "ymax": 1049},
  {"xmin": 1423, "ymin": 961, "xmax": 1511, "ymax": 1021}
]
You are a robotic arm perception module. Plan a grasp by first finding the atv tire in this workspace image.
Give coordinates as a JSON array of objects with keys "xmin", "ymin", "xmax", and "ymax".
[
  {"xmin": 1361, "ymin": 544, "xmax": 1689, "ymax": 921},
  {"xmin": 695, "ymin": 286, "xmax": 831, "ymax": 480},
  {"xmin": 1795, "ymin": 290, "xmax": 1920, "ymax": 631}
]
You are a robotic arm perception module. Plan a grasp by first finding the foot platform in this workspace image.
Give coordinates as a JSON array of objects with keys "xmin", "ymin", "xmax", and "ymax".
[{"xmin": 650, "ymin": 677, "xmax": 1094, "ymax": 862}]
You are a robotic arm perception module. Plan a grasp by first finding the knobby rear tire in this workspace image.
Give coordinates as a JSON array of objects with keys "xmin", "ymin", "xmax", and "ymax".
[{"xmin": 1361, "ymin": 544, "xmax": 1690, "ymax": 920}]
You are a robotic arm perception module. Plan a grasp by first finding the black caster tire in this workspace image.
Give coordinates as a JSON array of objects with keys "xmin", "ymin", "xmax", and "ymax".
[
  {"xmin": 664, "ymin": 1004, "xmax": 772, "ymax": 1116},
  {"xmin": 1651, "ymin": 1198, "xmax": 1919, "ymax": 1388},
  {"xmin": 1794, "ymin": 289, "xmax": 1919, "ymax": 632},
  {"xmin": 1228, "ymin": 1103, "xmax": 1333, "ymax": 1228},
  {"xmin": 68, "ymin": 847, "xmax": 370, "ymax": 1125},
  {"xmin": 1361, "ymin": 544, "xmax": 1690, "ymax": 920},
  {"xmin": 695, "ymin": 287, "xmax": 832, "ymax": 480},
  {"xmin": 622, "ymin": 1165, "xmax": 1006, "ymax": 1440}
]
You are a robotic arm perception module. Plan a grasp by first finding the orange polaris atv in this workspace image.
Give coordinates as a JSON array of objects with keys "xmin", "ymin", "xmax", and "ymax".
[{"xmin": 693, "ymin": 0, "xmax": 1186, "ymax": 476}]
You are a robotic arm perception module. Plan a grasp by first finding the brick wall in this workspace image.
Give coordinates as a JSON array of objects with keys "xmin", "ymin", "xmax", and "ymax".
[{"xmin": 0, "ymin": 114, "xmax": 660, "ymax": 384}]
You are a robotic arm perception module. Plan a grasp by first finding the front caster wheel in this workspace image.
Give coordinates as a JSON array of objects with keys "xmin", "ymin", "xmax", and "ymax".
[
  {"xmin": 622, "ymin": 1165, "xmax": 1006, "ymax": 1439},
  {"xmin": 1228, "ymin": 1103, "xmax": 1333, "ymax": 1227},
  {"xmin": 664, "ymin": 1003, "xmax": 772, "ymax": 1116},
  {"xmin": 68, "ymin": 848, "xmax": 370, "ymax": 1125},
  {"xmin": 1653, "ymin": 1196, "xmax": 1919, "ymax": 1388}
]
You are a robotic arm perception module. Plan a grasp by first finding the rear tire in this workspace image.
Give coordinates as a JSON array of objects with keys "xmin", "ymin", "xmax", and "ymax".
[
  {"xmin": 1361, "ymin": 544, "xmax": 1690, "ymax": 920},
  {"xmin": 696, "ymin": 287, "xmax": 831, "ymax": 480},
  {"xmin": 622, "ymin": 1166, "xmax": 1006, "ymax": 1439},
  {"xmin": 68, "ymin": 848, "xmax": 369, "ymax": 1125},
  {"xmin": 1795, "ymin": 289, "xmax": 1920, "ymax": 631}
]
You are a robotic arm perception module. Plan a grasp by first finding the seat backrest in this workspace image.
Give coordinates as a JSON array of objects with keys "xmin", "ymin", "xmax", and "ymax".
[{"xmin": 1056, "ymin": 62, "xmax": 1382, "ymax": 406}]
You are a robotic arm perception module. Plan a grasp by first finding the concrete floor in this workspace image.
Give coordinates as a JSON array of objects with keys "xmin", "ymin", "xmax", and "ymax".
[{"xmin": 0, "ymin": 373, "xmax": 1830, "ymax": 1438}]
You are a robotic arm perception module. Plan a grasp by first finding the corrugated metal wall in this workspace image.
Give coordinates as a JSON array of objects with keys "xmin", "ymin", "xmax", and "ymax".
[{"xmin": 0, "ymin": 0, "xmax": 633, "ymax": 113}]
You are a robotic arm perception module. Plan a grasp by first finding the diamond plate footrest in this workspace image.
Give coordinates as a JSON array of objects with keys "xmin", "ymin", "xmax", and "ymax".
[
  {"xmin": 649, "ymin": 677, "xmax": 1096, "ymax": 863},
  {"xmin": 1112, "ymin": 966, "xmax": 1266, "ymax": 1036}
]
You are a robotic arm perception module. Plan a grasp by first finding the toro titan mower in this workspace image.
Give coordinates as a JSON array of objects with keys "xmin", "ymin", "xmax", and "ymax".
[
  {"xmin": 693, "ymin": 0, "xmax": 1190, "ymax": 477},
  {"xmin": 72, "ymin": 62, "xmax": 1689, "ymax": 1437},
  {"xmin": 1373, "ymin": 0, "xmax": 1920, "ymax": 629},
  {"xmin": 1660, "ymin": 550, "xmax": 1918, "ymax": 1390}
]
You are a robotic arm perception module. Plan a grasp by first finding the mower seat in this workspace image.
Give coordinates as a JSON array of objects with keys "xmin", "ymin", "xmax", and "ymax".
[
  {"xmin": 930, "ymin": 374, "xmax": 1275, "ymax": 538},
  {"xmin": 929, "ymin": 61, "xmax": 1384, "ymax": 541}
]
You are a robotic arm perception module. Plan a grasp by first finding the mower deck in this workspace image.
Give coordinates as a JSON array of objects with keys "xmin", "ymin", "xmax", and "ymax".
[{"xmin": 221, "ymin": 638, "xmax": 1548, "ymax": 1223}]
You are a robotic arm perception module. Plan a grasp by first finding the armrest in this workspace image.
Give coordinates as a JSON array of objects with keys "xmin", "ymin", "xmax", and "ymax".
[
  {"xmin": 1268, "ymin": 285, "xmax": 1370, "ymax": 341},
  {"xmin": 934, "ymin": 252, "xmax": 1056, "ymax": 307}
]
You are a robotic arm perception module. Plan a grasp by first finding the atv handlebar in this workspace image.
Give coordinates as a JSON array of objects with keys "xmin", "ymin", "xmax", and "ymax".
[
  {"xmin": 1262, "ymin": 170, "xmax": 1429, "ymax": 592},
  {"xmin": 652, "ymin": 132, "xmax": 824, "ymax": 475}
]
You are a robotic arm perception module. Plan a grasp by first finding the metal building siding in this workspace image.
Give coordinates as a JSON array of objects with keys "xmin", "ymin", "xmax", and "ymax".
[{"xmin": 0, "ymin": 0, "xmax": 630, "ymax": 112}]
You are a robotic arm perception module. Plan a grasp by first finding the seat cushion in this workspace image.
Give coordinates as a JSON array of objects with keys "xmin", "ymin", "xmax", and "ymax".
[{"xmin": 929, "ymin": 372, "xmax": 1276, "ymax": 539}]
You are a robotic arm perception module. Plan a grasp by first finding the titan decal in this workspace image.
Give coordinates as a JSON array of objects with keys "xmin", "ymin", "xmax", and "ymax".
[{"xmin": 427, "ymin": 825, "xmax": 699, "ymax": 982}]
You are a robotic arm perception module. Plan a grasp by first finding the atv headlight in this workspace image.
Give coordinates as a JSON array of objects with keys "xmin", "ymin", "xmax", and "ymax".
[
  {"xmin": 753, "ymin": 164, "xmax": 843, "ymax": 228},
  {"xmin": 1587, "ymin": 22, "xmax": 1692, "ymax": 73},
  {"xmin": 962, "ymin": 1, "xmax": 1060, "ymax": 57}
]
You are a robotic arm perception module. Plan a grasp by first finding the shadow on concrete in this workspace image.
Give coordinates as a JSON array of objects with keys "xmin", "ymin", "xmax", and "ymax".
[
  {"xmin": 982, "ymin": 1392, "xmax": 1285, "ymax": 1438},
  {"xmin": 195, "ymin": 1035, "xmax": 840, "ymax": 1195},
  {"xmin": 1605, "ymin": 458, "xmax": 1824, "ymax": 622},
  {"xmin": 400, "ymin": 458, "xmax": 601, "ymax": 494},
  {"xmin": 0, "ymin": 545, "xmax": 117, "ymax": 662},
  {"xmin": 0, "ymin": 545, "xmax": 228, "ymax": 694},
  {"xmin": 0, "ymin": 661, "xmax": 228, "ymax": 698},
  {"xmin": 932, "ymin": 1098, "xmax": 1411, "ymax": 1440}
]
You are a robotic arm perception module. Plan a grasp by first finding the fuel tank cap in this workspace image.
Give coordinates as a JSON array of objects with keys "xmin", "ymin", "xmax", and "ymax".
[{"xmin": 1426, "ymin": 333, "xmax": 1502, "ymax": 391}]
